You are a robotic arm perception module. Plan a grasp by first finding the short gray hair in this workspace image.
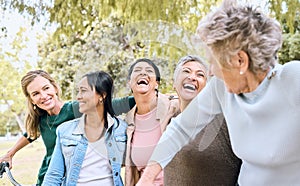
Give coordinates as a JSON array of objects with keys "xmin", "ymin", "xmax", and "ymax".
[
  {"xmin": 196, "ymin": 0, "xmax": 282, "ymax": 74},
  {"xmin": 173, "ymin": 55, "xmax": 208, "ymax": 82}
]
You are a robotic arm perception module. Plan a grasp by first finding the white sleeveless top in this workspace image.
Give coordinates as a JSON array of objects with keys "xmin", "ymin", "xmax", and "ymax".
[{"xmin": 77, "ymin": 134, "xmax": 113, "ymax": 186}]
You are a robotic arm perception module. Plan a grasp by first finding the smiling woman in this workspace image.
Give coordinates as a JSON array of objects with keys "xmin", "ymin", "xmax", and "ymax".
[
  {"xmin": 0, "ymin": 70, "xmax": 82, "ymax": 186},
  {"xmin": 136, "ymin": 0, "xmax": 300, "ymax": 185},
  {"xmin": 164, "ymin": 55, "xmax": 241, "ymax": 186},
  {"xmin": 124, "ymin": 58, "xmax": 180, "ymax": 186},
  {"xmin": 0, "ymin": 70, "xmax": 135, "ymax": 186},
  {"xmin": 43, "ymin": 71, "xmax": 127, "ymax": 185}
]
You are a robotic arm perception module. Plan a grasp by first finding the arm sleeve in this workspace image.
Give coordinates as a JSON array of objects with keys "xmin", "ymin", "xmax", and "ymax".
[
  {"xmin": 150, "ymin": 78, "xmax": 223, "ymax": 168},
  {"xmin": 42, "ymin": 129, "xmax": 65, "ymax": 185},
  {"xmin": 23, "ymin": 132, "xmax": 36, "ymax": 143},
  {"xmin": 112, "ymin": 96, "xmax": 136, "ymax": 116},
  {"xmin": 72, "ymin": 101, "xmax": 83, "ymax": 118}
]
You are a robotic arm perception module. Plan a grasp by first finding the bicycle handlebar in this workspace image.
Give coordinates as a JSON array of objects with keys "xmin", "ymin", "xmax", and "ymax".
[{"xmin": 0, "ymin": 162, "xmax": 22, "ymax": 186}]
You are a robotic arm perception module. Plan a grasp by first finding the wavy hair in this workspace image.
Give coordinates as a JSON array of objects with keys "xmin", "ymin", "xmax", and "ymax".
[
  {"xmin": 173, "ymin": 55, "xmax": 208, "ymax": 82},
  {"xmin": 21, "ymin": 70, "xmax": 61, "ymax": 139},
  {"xmin": 196, "ymin": 0, "xmax": 282, "ymax": 74}
]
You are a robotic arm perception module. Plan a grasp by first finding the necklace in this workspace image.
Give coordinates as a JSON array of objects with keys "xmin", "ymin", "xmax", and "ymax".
[
  {"xmin": 46, "ymin": 115, "xmax": 55, "ymax": 130},
  {"xmin": 45, "ymin": 102, "xmax": 64, "ymax": 130}
]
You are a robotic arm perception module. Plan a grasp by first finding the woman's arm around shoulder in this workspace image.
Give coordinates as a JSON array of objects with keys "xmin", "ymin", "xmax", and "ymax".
[{"xmin": 112, "ymin": 96, "xmax": 135, "ymax": 116}]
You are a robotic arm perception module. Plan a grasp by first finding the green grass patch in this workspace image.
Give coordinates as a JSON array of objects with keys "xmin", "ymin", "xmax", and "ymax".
[{"xmin": 0, "ymin": 138, "xmax": 45, "ymax": 185}]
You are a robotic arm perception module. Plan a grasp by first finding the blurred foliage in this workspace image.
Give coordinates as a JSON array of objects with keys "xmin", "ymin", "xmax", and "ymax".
[
  {"xmin": 0, "ymin": 26, "xmax": 33, "ymax": 135},
  {"xmin": 269, "ymin": 0, "xmax": 300, "ymax": 34},
  {"xmin": 0, "ymin": 0, "xmax": 299, "ymax": 134},
  {"xmin": 267, "ymin": 0, "xmax": 300, "ymax": 64},
  {"xmin": 279, "ymin": 33, "xmax": 300, "ymax": 64},
  {"xmin": 36, "ymin": 0, "xmax": 216, "ymax": 100}
]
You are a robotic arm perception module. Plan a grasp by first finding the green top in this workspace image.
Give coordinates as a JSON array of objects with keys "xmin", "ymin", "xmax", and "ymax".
[
  {"xmin": 37, "ymin": 101, "xmax": 80, "ymax": 185},
  {"xmin": 23, "ymin": 96, "xmax": 135, "ymax": 185}
]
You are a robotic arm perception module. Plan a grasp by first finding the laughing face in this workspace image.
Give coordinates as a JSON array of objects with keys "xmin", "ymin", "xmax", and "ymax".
[
  {"xmin": 174, "ymin": 61, "xmax": 207, "ymax": 102},
  {"xmin": 128, "ymin": 61, "xmax": 159, "ymax": 95},
  {"xmin": 26, "ymin": 75, "xmax": 59, "ymax": 112}
]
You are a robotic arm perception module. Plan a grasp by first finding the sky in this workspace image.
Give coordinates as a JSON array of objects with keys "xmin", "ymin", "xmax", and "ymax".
[{"xmin": 0, "ymin": 8, "xmax": 51, "ymax": 68}]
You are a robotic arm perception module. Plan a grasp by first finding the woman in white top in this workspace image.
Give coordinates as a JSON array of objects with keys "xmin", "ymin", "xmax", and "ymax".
[{"xmin": 43, "ymin": 71, "xmax": 127, "ymax": 186}]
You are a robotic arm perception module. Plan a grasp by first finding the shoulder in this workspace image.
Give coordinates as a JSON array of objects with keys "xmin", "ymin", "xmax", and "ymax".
[
  {"xmin": 158, "ymin": 93, "xmax": 179, "ymax": 112},
  {"xmin": 62, "ymin": 101, "xmax": 82, "ymax": 118},
  {"xmin": 204, "ymin": 76, "xmax": 227, "ymax": 101},
  {"xmin": 114, "ymin": 117, "xmax": 128, "ymax": 130},
  {"xmin": 158, "ymin": 93, "xmax": 178, "ymax": 106},
  {"xmin": 60, "ymin": 101, "xmax": 78, "ymax": 113},
  {"xmin": 57, "ymin": 118, "xmax": 80, "ymax": 133},
  {"xmin": 271, "ymin": 61, "xmax": 300, "ymax": 88},
  {"xmin": 274, "ymin": 61, "xmax": 300, "ymax": 105},
  {"xmin": 62, "ymin": 100, "xmax": 78, "ymax": 108},
  {"xmin": 277, "ymin": 61, "xmax": 300, "ymax": 79}
]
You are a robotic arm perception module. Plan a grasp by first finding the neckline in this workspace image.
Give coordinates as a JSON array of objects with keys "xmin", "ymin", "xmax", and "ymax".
[{"xmin": 240, "ymin": 66, "xmax": 278, "ymax": 103}]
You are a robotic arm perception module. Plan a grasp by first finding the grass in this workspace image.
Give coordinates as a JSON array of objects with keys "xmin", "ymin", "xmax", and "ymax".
[{"xmin": 0, "ymin": 138, "xmax": 45, "ymax": 186}]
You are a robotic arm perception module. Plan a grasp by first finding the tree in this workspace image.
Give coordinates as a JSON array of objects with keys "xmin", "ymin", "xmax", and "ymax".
[
  {"xmin": 37, "ymin": 14, "xmax": 209, "ymax": 99},
  {"xmin": 0, "ymin": 26, "xmax": 33, "ymax": 134},
  {"xmin": 13, "ymin": 0, "xmax": 298, "ymax": 97},
  {"xmin": 1, "ymin": 0, "xmax": 299, "ymax": 115},
  {"xmin": 268, "ymin": 0, "xmax": 300, "ymax": 64},
  {"xmin": 2, "ymin": 0, "xmax": 298, "ymax": 36},
  {"xmin": 268, "ymin": 0, "xmax": 300, "ymax": 34}
]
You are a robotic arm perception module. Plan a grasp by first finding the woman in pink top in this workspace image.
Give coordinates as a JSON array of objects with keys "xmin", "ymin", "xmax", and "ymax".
[{"xmin": 124, "ymin": 58, "xmax": 179, "ymax": 186}]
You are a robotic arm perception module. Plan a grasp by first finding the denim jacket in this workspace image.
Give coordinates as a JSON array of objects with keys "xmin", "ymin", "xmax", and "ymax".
[{"xmin": 42, "ymin": 114, "xmax": 127, "ymax": 186}]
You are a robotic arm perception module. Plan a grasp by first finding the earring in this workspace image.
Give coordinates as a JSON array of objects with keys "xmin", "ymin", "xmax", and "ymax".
[
  {"xmin": 240, "ymin": 71, "xmax": 244, "ymax": 75},
  {"xmin": 33, "ymin": 104, "xmax": 36, "ymax": 110},
  {"xmin": 99, "ymin": 99, "xmax": 103, "ymax": 104}
]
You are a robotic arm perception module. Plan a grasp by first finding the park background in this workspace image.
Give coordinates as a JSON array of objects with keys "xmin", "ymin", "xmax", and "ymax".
[{"xmin": 0, "ymin": 0, "xmax": 299, "ymax": 184}]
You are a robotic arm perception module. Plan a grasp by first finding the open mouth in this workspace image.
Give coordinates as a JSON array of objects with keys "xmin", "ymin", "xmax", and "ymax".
[
  {"xmin": 137, "ymin": 79, "xmax": 149, "ymax": 85},
  {"xmin": 183, "ymin": 83, "xmax": 197, "ymax": 91}
]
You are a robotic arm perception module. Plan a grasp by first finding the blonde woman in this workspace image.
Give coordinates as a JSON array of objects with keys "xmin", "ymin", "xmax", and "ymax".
[{"xmin": 0, "ymin": 70, "xmax": 134, "ymax": 185}]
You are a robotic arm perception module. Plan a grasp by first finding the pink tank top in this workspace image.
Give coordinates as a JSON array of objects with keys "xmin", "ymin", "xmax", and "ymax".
[{"xmin": 131, "ymin": 108, "xmax": 164, "ymax": 185}]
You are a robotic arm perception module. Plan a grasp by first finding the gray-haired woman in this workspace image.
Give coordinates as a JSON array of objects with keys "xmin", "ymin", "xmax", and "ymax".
[
  {"xmin": 137, "ymin": 0, "xmax": 300, "ymax": 185},
  {"xmin": 164, "ymin": 55, "xmax": 241, "ymax": 186}
]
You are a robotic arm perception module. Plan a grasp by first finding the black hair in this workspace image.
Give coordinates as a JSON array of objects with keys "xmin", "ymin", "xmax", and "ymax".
[
  {"xmin": 83, "ymin": 71, "xmax": 117, "ymax": 129},
  {"xmin": 127, "ymin": 58, "xmax": 161, "ymax": 82}
]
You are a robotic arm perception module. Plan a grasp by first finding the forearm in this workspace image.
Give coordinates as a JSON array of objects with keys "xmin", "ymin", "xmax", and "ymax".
[
  {"xmin": 150, "ymin": 85, "xmax": 220, "ymax": 167},
  {"xmin": 0, "ymin": 136, "xmax": 29, "ymax": 168},
  {"xmin": 8, "ymin": 136, "xmax": 30, "ymax": 155},
  {"xmin": 136, "ymin": 163, "xmax": 162, "ymax": 186}
]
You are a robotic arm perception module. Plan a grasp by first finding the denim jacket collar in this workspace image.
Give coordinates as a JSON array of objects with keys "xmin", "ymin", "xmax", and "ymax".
[{"xmin": 72, "ymin": 114, "xmax": 115, "ymax": 136}]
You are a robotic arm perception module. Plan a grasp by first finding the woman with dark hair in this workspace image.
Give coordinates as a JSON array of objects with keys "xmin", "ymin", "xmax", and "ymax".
[
  {"xmin": 43, "ymin": 71, "xmax": 127, "ymax": 185},
  {"xmin": 125, "ymin": 58, "xmax": 179, "ymax": 186}
]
